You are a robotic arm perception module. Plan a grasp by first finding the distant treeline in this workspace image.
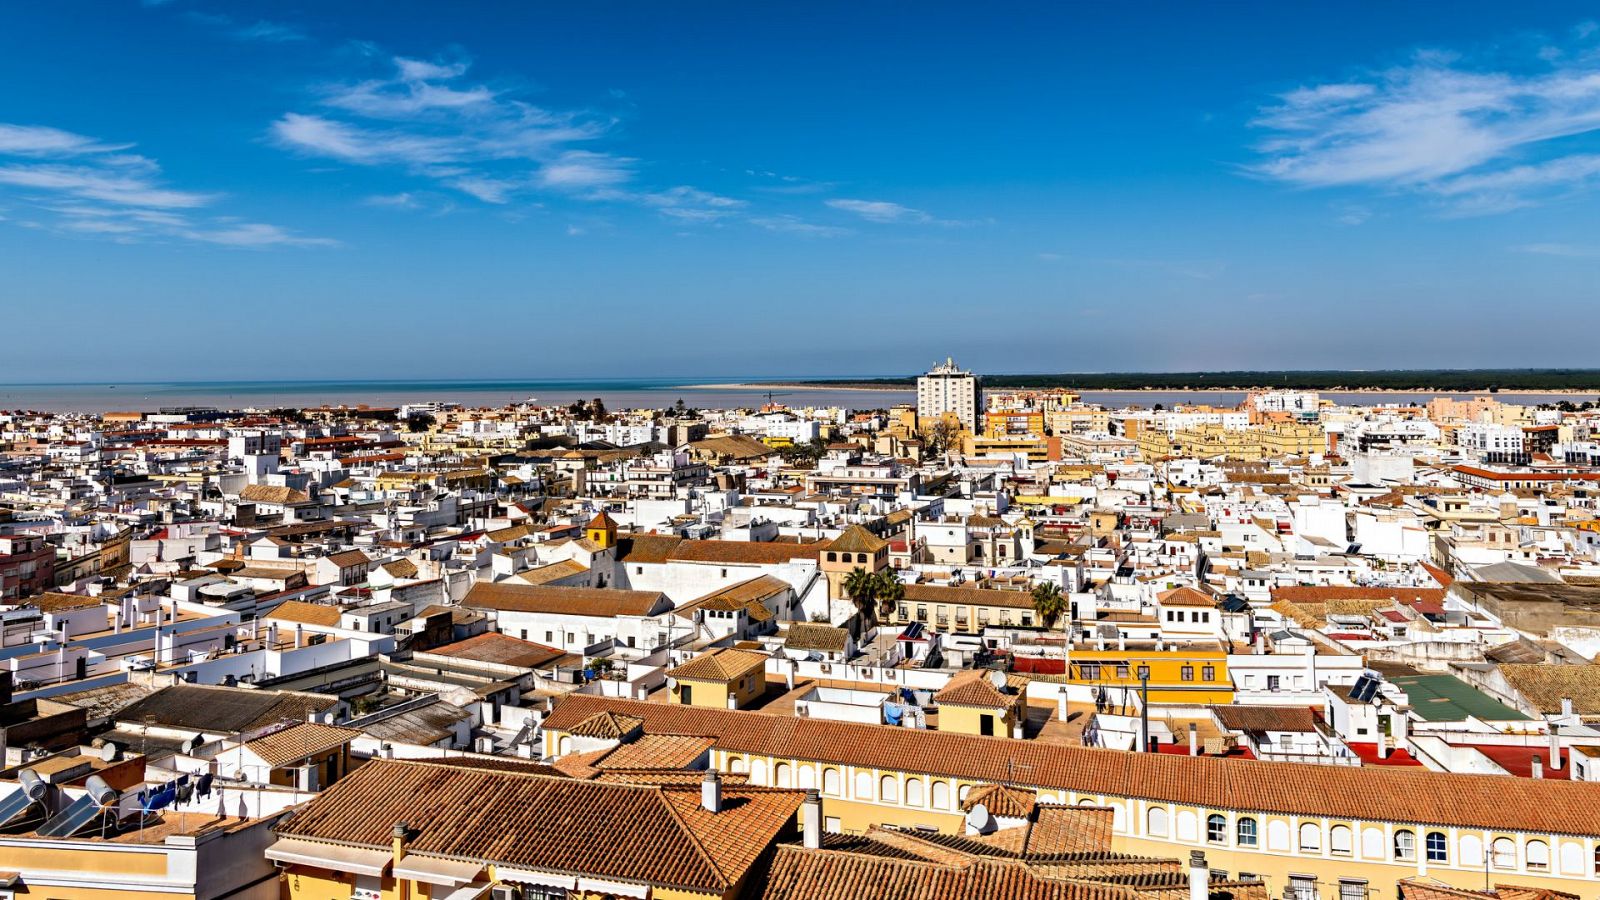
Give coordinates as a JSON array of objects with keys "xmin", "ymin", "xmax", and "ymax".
[{"xmin": 789, "ymin": 369, "xmax": 1600, "ymax": 392}]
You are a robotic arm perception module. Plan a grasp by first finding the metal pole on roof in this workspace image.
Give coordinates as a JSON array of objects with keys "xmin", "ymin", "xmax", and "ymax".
[{"xmin": 1139, "ymin": 669, "xmax": 1150, "ymax": 753}]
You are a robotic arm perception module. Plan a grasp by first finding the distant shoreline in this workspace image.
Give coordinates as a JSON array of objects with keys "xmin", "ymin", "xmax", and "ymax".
[{"xmin": 689, "ymin": 382, "xmax": 1600, "ymax": 397}]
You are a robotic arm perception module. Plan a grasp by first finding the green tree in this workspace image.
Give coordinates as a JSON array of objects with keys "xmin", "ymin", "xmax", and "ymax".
[
  {"xmin": 405, "ymin": 412, "xmax": 436, "ymax": 433},
  {"xmin": 842, "ymin": 567, "xmax": 879, "ymax": 625},
  {"xmin": 1030, "ymin": 581, "xmax": 1068, "ymax": 630},
  {"xmin": 875, "ymin": 571, "xmax": 905, "ymax": 621}
]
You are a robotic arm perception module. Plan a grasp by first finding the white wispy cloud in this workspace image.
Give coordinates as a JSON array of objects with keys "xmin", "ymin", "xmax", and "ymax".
[
  {"xmin": 273, "ymin": 55, "xmax": 638, "ymax": 206},
  {"xmin": 0, "ymin": 122, "xmax": 332, "ymax": 247},
  {"xmin": 183, "ymin": 11, "xmax": 308, "ymax": 43},
  {"xmin": 233, "ymin": 20, "xmax": 308, "ymax": 43},
  {"xmin": 363, "ymin": 192, "xmax": 421, "ymax": 209},
  {"xmin": 535, "ymin": 150, "xmax": 635, "ymax": 189},
  {"xmin": 1249, "ymin": 33, "xmax": 1600, "ymax": 214},
  {"xmin": 826, "ymin": 198, "xmax": 934, "ymax": 224},
  {"xmin": 0, "ymin": 124, "xmax": 131, "ymax": 157},
  {"xmin": 1515, "ymin": 242, "xmax": 1600, "ymax": 258},
  {"xmin": 749, "ymin": 214, "xmax": 849, "ymax": 237}
]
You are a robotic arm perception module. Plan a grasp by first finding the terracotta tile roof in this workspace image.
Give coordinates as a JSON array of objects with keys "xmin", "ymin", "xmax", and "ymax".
[
  {"xmin": 614, "ymin": 534, "xmax": 685, "ymax": 564},
  {"xmin": 266, "ymin": 599, "xmax": 344, "ymax": 628},
  {"xmin": 323, "ymin": 549, "xmax": 371, "ymax": 569},
  {"xmin": 463, "ymin": 582, "xmax": 666, "ymax": 618},
  {"xmin": 426, "ymin": 632, "xmax": 566, "ymax": 669},
  {"xmin": 542, "ymin": 695, "xmax": 1600, "ymax": 837},
  {"xmin": 595, "ymin": 734, "xmax": 716, "ymax": 770},
  {"xmin": 669, "ymin": 539, "xmax": 828, "ymax": 566},
  {"xmin": 486, "ymin": 524, "xmax": 533, "ymax": 543},
  {"xmin": 517, "ymin": 559, "xmax": 590, "ymax": 585},
  {"xmin": 1497, "ymin": 664, "xmax": 1600, "ymax": 715},
  {"xmin": 784, "ymin": 623, "xmax": 849, "ymax": 654},
  {"xmin": 381, "ymin": 558, "xmax": 420, "ymax": 579},
  {"xmin": 239, "ymin": 483, "xmax": 311, "ymax": 505},
  {"xmin": 962, "ymin": 783, "xmax": 1037, "ymax": 818},
  {"xmin": 1212, "ymin": 705, "xmax": 1319, "ymax": 734},
  {"xmin": 825, "ymin": 525, "xmax": 888, "ymax": 555},
  {"xmin": 668, "ymin": 648, "xmax": 769, "ymax": 683},
  {"xmin": 275, "ymin": 759, "xmax": 804, "ymax": 894},
  {"xmin": 1155, "ymin": 586, "xmax": 1214, "ymax": 608},
  {"xmin": 569, "ymin": 711, "xmax": 644, "ymax": 739},
  {"xmin": 32, "ymin": 592, "xmax": 104, "ymax": 613},
  {"xmin": 244, "ymin": 722, "xmax": 360, "ymax": 767},
  {"xmin": 902, "ymin": 583, "xmax": 1035, "ymax": 610},
  {"xmin": 934, "ymin": 671, "xmax": 1028, "ymax": 712},
  {"xmin": 760, "ymin": 842, "xmax": 1141, "ymax": 900}
]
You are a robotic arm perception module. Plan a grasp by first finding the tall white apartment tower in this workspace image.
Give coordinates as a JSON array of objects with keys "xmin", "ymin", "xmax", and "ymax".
[{"xmin": 916, "ymin": 357, "xmax": 980, "ymax": 430}]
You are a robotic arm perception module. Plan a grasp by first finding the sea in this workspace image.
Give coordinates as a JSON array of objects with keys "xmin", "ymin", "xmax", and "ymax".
[{"xmin": 0, "ymin": 379, "xmax": 1591, "ymax": 414}]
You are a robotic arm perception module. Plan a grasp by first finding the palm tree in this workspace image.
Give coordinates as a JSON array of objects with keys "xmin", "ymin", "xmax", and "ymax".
[
  {"xmin": 842, "ymin": 567, "xmax": 879, "ymax": 625},
  {"xmin": 875, "ymin": 571, "xmax": 905, "ymax": 622},
  {"xmin": 1030, "ymin": 582, "xmax": 1068, "ymax": 630}
]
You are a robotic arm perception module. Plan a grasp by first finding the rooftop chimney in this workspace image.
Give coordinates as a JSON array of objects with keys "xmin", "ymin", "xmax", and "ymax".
[
  {"xmin": 1189, "ymin": 722, "xmax": 1198, "ymax": 756},
  {"xmin": 391, "ymin": 821, "xmax": 409, "ymax": 863},
  {"xmin": 801, "ymin": 789, "xmax": 821, "ymax": 849},
  {"xmin": 701, "ymin": 769, "xmax": 722, "ymax": 813},
  {"xmin": 1531, "ymin": 755, "xmax": 1543, "ymax": 779},
  {"xmin": 1188, "ymin": 850, "xmax": 1207, "ymax": 900},
  {"xmin": 1549, "ymin": 725, "xmax": 1563, "ymax": 771},
  {"xmin": 1561, "ymin": 696, "xmax": 1574, "ymax": 717}
]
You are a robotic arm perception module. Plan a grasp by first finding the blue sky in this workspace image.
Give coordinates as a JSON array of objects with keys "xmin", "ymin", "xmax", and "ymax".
[{"xmin": 3, "ymin": 2, "xmax": 1600, "ymax": 381}]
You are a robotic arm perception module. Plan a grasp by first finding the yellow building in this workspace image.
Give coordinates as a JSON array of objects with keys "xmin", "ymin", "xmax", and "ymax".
[
  {"xmin": 819, "ymin": 525, "xmax": 889, "ymax": 602},
  {"xmin": 268, "ymin": 757, "xmax": 806, "ymax": 900},
  {"xmin": 963, "ymin": 433, "xmax": 1061, "ymax": 462},
  {"xmin": 1062, "ymin": 644, "xmax": 1233, "ymax": 704},
  {"xmin": 667, "ymin": 647, "xmax": 768, "ymax": 709},
  {"xmin": 890, "ymin": 583, "xmax": 1043, "ymax": 634},
  {"xmin": 932, "ymin": 670, "xmax": 1028, "ymax": 737},
  {"xmin": 584, "ymin": 509, "xmax": 618, "ymax": 550},
  {"xmin": 544, "ymin": 695, "xmax": 1600, "ymax": 898}
]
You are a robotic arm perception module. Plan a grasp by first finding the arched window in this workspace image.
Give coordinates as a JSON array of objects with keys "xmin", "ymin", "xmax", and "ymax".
[
  {"xmin": 798, "ymin": 765, "xmax": 815, "ymax": 790},
  {"xmin": 958, "ymin": 784, "xmax": 971, "ymax": 803},
  {"xmin": 775, "ymin": 763, "xmax": 792, "ymax": 788},
  {"xmin": 1425, "ymin": 831, "xmax": 1447, "ymax": 863},
  {"xmin": 822, "ymin": 768, "xmax": 840, "ymax": 796},
  {"xmin": 1394, "ymin": 829, "xmax": 1416, "ymax": 861},
  {"xmin": 1492, "ymin": 837, "xmax": 1515, "ymax": 869},
  {"xmin": 750, "ymin": 760, "xmax": 767, "ymax": 785},
  {"xmin": 1299, "ymin": 822, "xmax": 1321, "ymax": 852},
  {"xmin": 1329, "ymin": 825, "xmax": 1353, "ymax": 856},
  {"xmin": 730, "ymin": 756, "xmax": 747, "ymax": 774},
  {"xmin": 1207, "ymin": 814, "xmax": 1227, "ymax": 844},
  {"xmin": 854, "ymin": 771, "xmax": 872, "ymax": 799},
  {"xmin": 905, "ymin": 778, "xmax": 924, "ymax": 807},
  {"xmin": 1594, "ymin": 844, "xmax": 1600, "ymax": 876},
  {"xmin": 557, "ymin": 736, "xmax": 572, "ymax": 755},
  {"xmin": 1236, "ymin": 817, "xmax": 1258, "ymax": 847},
  {"xmin": 1459, "ymin": 834, "xmax": 1483, "ymax": 867},
  {"xmin": 931, "ymin": 780, "xmax": 950, "ymax": 810},
  {"xmin": 1147, "ymin": 806, "xmax": 1169, "ymax": 837},
  {"xmin": 879, "ymin": 775, "xmax": 899, "ymax": 803},
  {"xmin": 1526, "ymin": 840, "xmax": 1550, "ymax": 872}
]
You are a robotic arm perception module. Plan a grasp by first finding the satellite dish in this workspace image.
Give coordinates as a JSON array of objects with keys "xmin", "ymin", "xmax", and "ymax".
[
  {"xmin": 666, "ymin": 676, "xmax": 678, "ymax": 690},
  {"xmin": 99, "ymin": 742, "xmax": 119, "ymax": 763},
  {"xmin": 989, "ymin": 670, "xmax": 1007, "ymax": 690},
  {"xmin": 965, "ymin": 803, "xmax": 990, "ymax": 831}
]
